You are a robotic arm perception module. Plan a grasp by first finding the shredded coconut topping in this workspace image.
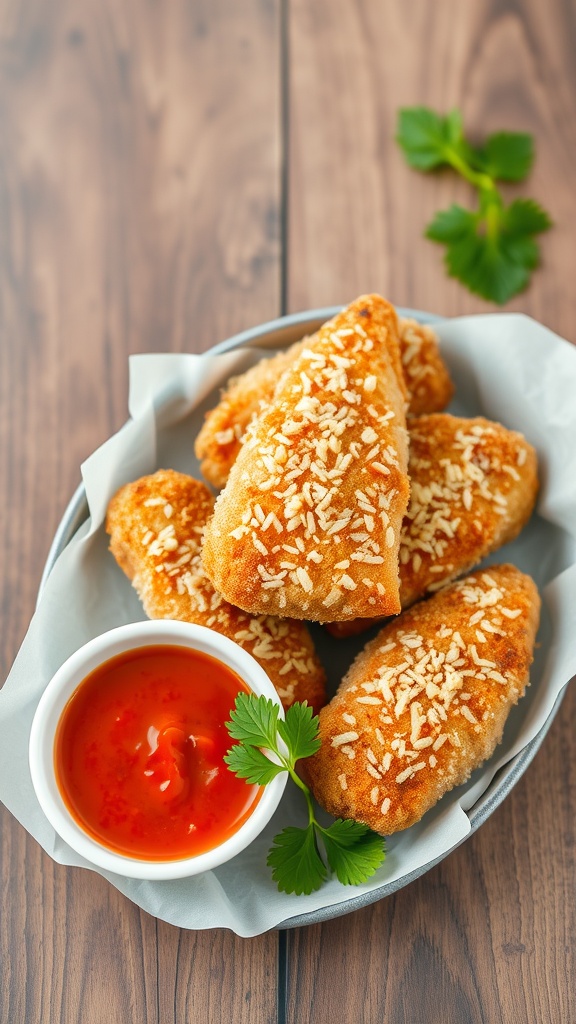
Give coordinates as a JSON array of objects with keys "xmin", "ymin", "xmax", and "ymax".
[
  {"xmin": 210, "ymin": 316, "xmax": 409, "ymax": 617},
  {"xmin": 328, "ymin": 570, "xmax": 526, "ymax": 810},
  {"xmin": 399, "ymin": 419, "xmax": 532, "ymax": 599}
]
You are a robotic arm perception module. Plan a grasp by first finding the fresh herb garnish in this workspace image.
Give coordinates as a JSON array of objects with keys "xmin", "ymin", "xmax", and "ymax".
[
  {"xmin": 396, "ymin": 106, "xmax": 552, "ymax": 304},
  {"xmin": 225, "ymin": 694, "xmax": 386, "ymax": 895}
]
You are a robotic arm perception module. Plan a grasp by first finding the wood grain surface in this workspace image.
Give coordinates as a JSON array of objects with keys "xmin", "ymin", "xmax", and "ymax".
[
  {"xmin": 285, "ymin": 2, "xmax": 576, "ymax": 1022},
  {"xmin": 1, "ymin": 0, "xmax": 574, "ymax": 1021},
  {"xmin": 0, "ymin": 0, "xmax": 281, "ymax": 1021}
]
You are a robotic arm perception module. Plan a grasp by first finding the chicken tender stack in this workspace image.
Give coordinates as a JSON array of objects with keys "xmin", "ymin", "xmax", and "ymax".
[
  {"xmin": 195, "ymin": 312, "xmax": 453, "ymax": 490},
  {"xmin": 106, "ymin": 469, "xmax": 327, "ymax": 713},
  {"xmin": 201, "ymin": 295, "xmax": 411, "ymax": 621},
  {"xmin": 326, "ymin": 413, "xmax": 538, "ymax": 637},
  {"xmin": 304, "ymin": 564, "xmax": 540, "ymax": 834}
]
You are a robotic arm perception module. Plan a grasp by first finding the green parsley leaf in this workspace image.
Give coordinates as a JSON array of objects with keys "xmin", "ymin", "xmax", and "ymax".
[
  {"xmin": 267, "ymin": 825, "xmax": 327, "ymax": 895},
  {"xmin": 426, "ymin": 195, "xmax": 551, "ymax": 305},
  {"xmin": 225, "ymin": 695, "xmax": 387, "ymax": 896},
  {"xmin": 396, "ymin": 106, "xmax": 465, "ymax": 170},
  {"xmin": 396, "ymin": 106, "xmax": 551, "ymax": 303},
  {"xmin": 224, "ymin": 743, "xmax": 285, "ymax": 786},
  {"xmin": 277, "ymin": 701, "xmax": 321, "ymax": 762},
  {"xmin": 320, "ymin": 819, "xmax": 386, "ymax": 887},
  {"xmin": 225, "ymin": 692, "xmax": 280, "ymax": 751},
  {"xmin": 425, "ymin": 203, "xmax": 477, "ymax": 243},
  {"xmin": 504, "ymin": 197, "xmax": 552, "ymax": 235},
  {"xmin": 471, "ymin": 131, "xmax": 534, "ymax": 182}
]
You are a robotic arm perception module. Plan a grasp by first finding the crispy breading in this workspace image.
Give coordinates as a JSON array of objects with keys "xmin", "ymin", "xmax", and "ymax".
[
  {"xmin": 201, "ymin": 295, "xmax": 410, "ymax": 621},
  {"xmin": 195, "ymin": 312, "xmax": 453, "ymax": 490},
  {"xmin": 195, "ymin": 340, "xmax": 311, "ymax": 491},
  {"xmin": 399, "ymin": 318, "xmax": 454, "ymax": 417},
  {"xmin": 106, "ymin": 470, "xmax": 327, "ymax": 713},
  {"xmin": 304, "ymin": 565, "xmax": 540, "ymax": 835},
  {"xmin": 325, "ymin": 414, "xmax": 538, "ymax": 637}
]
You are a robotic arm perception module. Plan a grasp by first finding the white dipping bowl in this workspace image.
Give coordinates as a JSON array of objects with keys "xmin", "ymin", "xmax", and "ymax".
[{"xmin": 29, "ymin": 620, "xmax": 287, "ymax": 880}]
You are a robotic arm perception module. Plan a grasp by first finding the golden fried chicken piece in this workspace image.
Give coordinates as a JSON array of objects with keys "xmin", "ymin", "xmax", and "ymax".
[
  {"xmin": 325, "ymin": 414, "xmax": 538, "ymax": 637},
  {"xmin": 195, "ymin": 340, "xmax": 311, "ymax": 491},
  {"xmin": 195, "ymin": 312, "xmax": 452, "ymax": 490},
  {"xmin": 304, "ymin": 565, "xmax": 540, "ymax": 835},
  {"xmin": 399, "ymin": 318, "xmax": 454, "ymax": 417},
  {"xmin": 201, "ymin": 295, "xmax": 410, "ymax": 622},
  {"xmin": 106, "ymin": 470, "xmax": 327, "ymax": 713}
]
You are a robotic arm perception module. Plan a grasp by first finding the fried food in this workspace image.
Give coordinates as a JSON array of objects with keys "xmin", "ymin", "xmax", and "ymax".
[
  {"xmin": 106, "ymin": 470, "xmax": 327, "ymax": 713},
  {"xmin": 195, "ymin": 311, "xmax": 453, "ymax": 490},
  {"xmin": 399, "ymin": 318, "xmax": 454, "ymax": 417},
  {"xmin": 201, "ymin": 295, "xmax": 411, "ymax": 621},
  {"xmin": 304, "ymin": 564, "xmax": 540, "ymax": 835},
  {"xmin": 195, "ymin": 338, "xmax": 311, "ymax": 490},
  {"xmin": 325, "ymin": 414, "xmax": 538, "ymax": 637}
]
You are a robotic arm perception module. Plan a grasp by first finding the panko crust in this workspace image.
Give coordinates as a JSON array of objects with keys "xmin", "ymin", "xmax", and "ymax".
[
  {"xmin": 325, "ymin": 414, "xmax": 539, "ymax": 637},
  {"xmin": 201, "ymin": 295, "xmax": 410, "ymax": 621},
  {"xmin": 106, "ymin": 470, "xmax": 327, "ymax": 713},
  {"xmin": 304, "ymin": 565, "xmax": 540, "ymax": 834},
  {"xmin": 195, "ymin": 312, "xmax": 453, "ymax": 490},
  {"xmin": 399, "ymin": 318, "xmax": 454, "ymax": 417},
  {"xmin": 194, "ymin": 337, "xmax": 312, "ymax": 491}
]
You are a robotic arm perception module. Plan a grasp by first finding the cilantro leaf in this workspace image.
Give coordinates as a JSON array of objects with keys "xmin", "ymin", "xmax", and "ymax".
[
  {"xmin": 277, "ymin": 702, "xmax": 321, "ymax": 762},
  {"xmin": 434, "ymin": 220, "xmax": 530, "ymax": 305},
  {"xmin": 396, "ymin": 107, "xmax": 465, "ymax": 170},
  {"xmin": 224, "ymin": 743, "xmax": 285, "ymax": 786},
  {"xmin": 471, "ymin": 131, "xmax": 534, "ymax": 182},
  {"xmin": 267, "ymin": 825, "xmax": 327, "ymax": 895},
  {"xmin": 225, "ymin": 692, "xmax": 281, "ymax": 752},
  {"xmin": 426, "ymin": 196, "xmax": 551, "ymax": 305},
  {"xmin": 225, "ymin": 695, "xmax": 387, "ymax": 897},
  {"xmin": 425, "ymin": 203, "xmax": 478, "ymax": 243},
  {"xmin": 504, "ymin": 197, "xmax": 552, "ymax": 235},
  {"xmin": 320, "ymin": 819, "xmax": 386, "ymax": 886},
  {"xmin": 396, "ymin": 107, "xmax": 551, "ymax": 302}
]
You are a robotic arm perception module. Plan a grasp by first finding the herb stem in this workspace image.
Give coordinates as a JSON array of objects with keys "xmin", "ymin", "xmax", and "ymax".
[
  {"xmin": 443, "ymin": 146, "xmax": 494, "ymax": 193},
  {"xmin": 484, "ymin": 196, "xmax": 502, "ymax": 242},
  {"xmin": 286, "ymin": 764, "xmax": 317, "ymax": 824},
  {"xmin": 396, "ymin": 106, "xmax": 551, "ymax": 303}
]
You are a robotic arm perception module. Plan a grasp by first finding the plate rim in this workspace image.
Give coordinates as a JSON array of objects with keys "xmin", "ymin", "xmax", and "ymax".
[{"xmin": 37, "ymin": 305, "xmax": 566, "ymax": 930}]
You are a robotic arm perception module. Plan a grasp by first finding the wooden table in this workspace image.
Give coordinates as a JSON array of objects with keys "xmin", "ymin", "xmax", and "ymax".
[{"xmin": 1, "ymin": 1, "xmax": 575, "ymax": 1020}]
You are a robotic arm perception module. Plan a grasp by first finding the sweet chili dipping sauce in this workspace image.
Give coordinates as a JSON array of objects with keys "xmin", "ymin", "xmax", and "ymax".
[{"xmin": 54, "ymin": 645, "xmax": 261, "ymax": 861}]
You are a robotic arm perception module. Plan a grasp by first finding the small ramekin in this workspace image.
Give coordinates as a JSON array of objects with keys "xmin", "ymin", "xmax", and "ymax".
[{"xmin": 29, "ymin": 620, "xmax": 287, "ymax": 880}]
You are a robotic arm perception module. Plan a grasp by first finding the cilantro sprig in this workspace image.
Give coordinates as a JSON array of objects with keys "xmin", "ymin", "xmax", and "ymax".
[
  {"xmin": 396, "ymin": 107, "xmax": 552, "ymax": 304},
  {"xmin": 225, "ymin": 694, "xmax": 386, "ymax": 895}
]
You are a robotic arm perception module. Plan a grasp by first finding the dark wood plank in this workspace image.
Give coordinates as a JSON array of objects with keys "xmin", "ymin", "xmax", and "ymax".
[
  {"xmin": 156, "ymin": 921, "xmax": 278, "ymax": 1023},
  {"xmin": 0, "ymin": 0, "xmax": 281, "ymax": 1020},
  {"xmin": 285, "ymin": 0, "xmax": 576, "ymax": 1020}
]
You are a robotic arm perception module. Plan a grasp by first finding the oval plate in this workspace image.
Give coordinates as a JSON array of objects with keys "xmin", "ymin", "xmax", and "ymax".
[{"xmin": 38, "ymin": 306, "xmax": 565, "ymax": 930}]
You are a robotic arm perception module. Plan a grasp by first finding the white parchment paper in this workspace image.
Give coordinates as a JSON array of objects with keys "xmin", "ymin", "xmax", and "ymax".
[{"xmin": 1, "ymin": 312, "xmax": 575, "ymax": 937}]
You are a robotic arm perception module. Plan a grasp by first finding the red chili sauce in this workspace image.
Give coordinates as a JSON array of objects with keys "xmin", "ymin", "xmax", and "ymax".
[{"xmin": 54, "ymin": 645, "xmax": 261, "ymax": 861}]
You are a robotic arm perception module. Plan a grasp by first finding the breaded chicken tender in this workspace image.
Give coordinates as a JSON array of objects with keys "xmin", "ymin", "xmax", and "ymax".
[
  {"xmin": 201, "ymin": 295, "xmax": 410, "ymax": 621},
  {"xmin": 106, "ymin": 470, "xmax": 327, "ymax": 713},
  {"xmin": 195, "ymin": 340, "xmax": 311, "ymax": 491},
  {"xmin": 195, "ymin": 312, "xmax": 453, "ymax": 490},
  {"xmin": 399, "ymin": 318, "xmax": 454, "ymax": 417},
  {"xmin": 325, "ymin": 414, "xmax": 538, "ymax": 637},
  {"xmin": 304, "ymin": 565, "xmax": 540, "ymax": 835}
]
